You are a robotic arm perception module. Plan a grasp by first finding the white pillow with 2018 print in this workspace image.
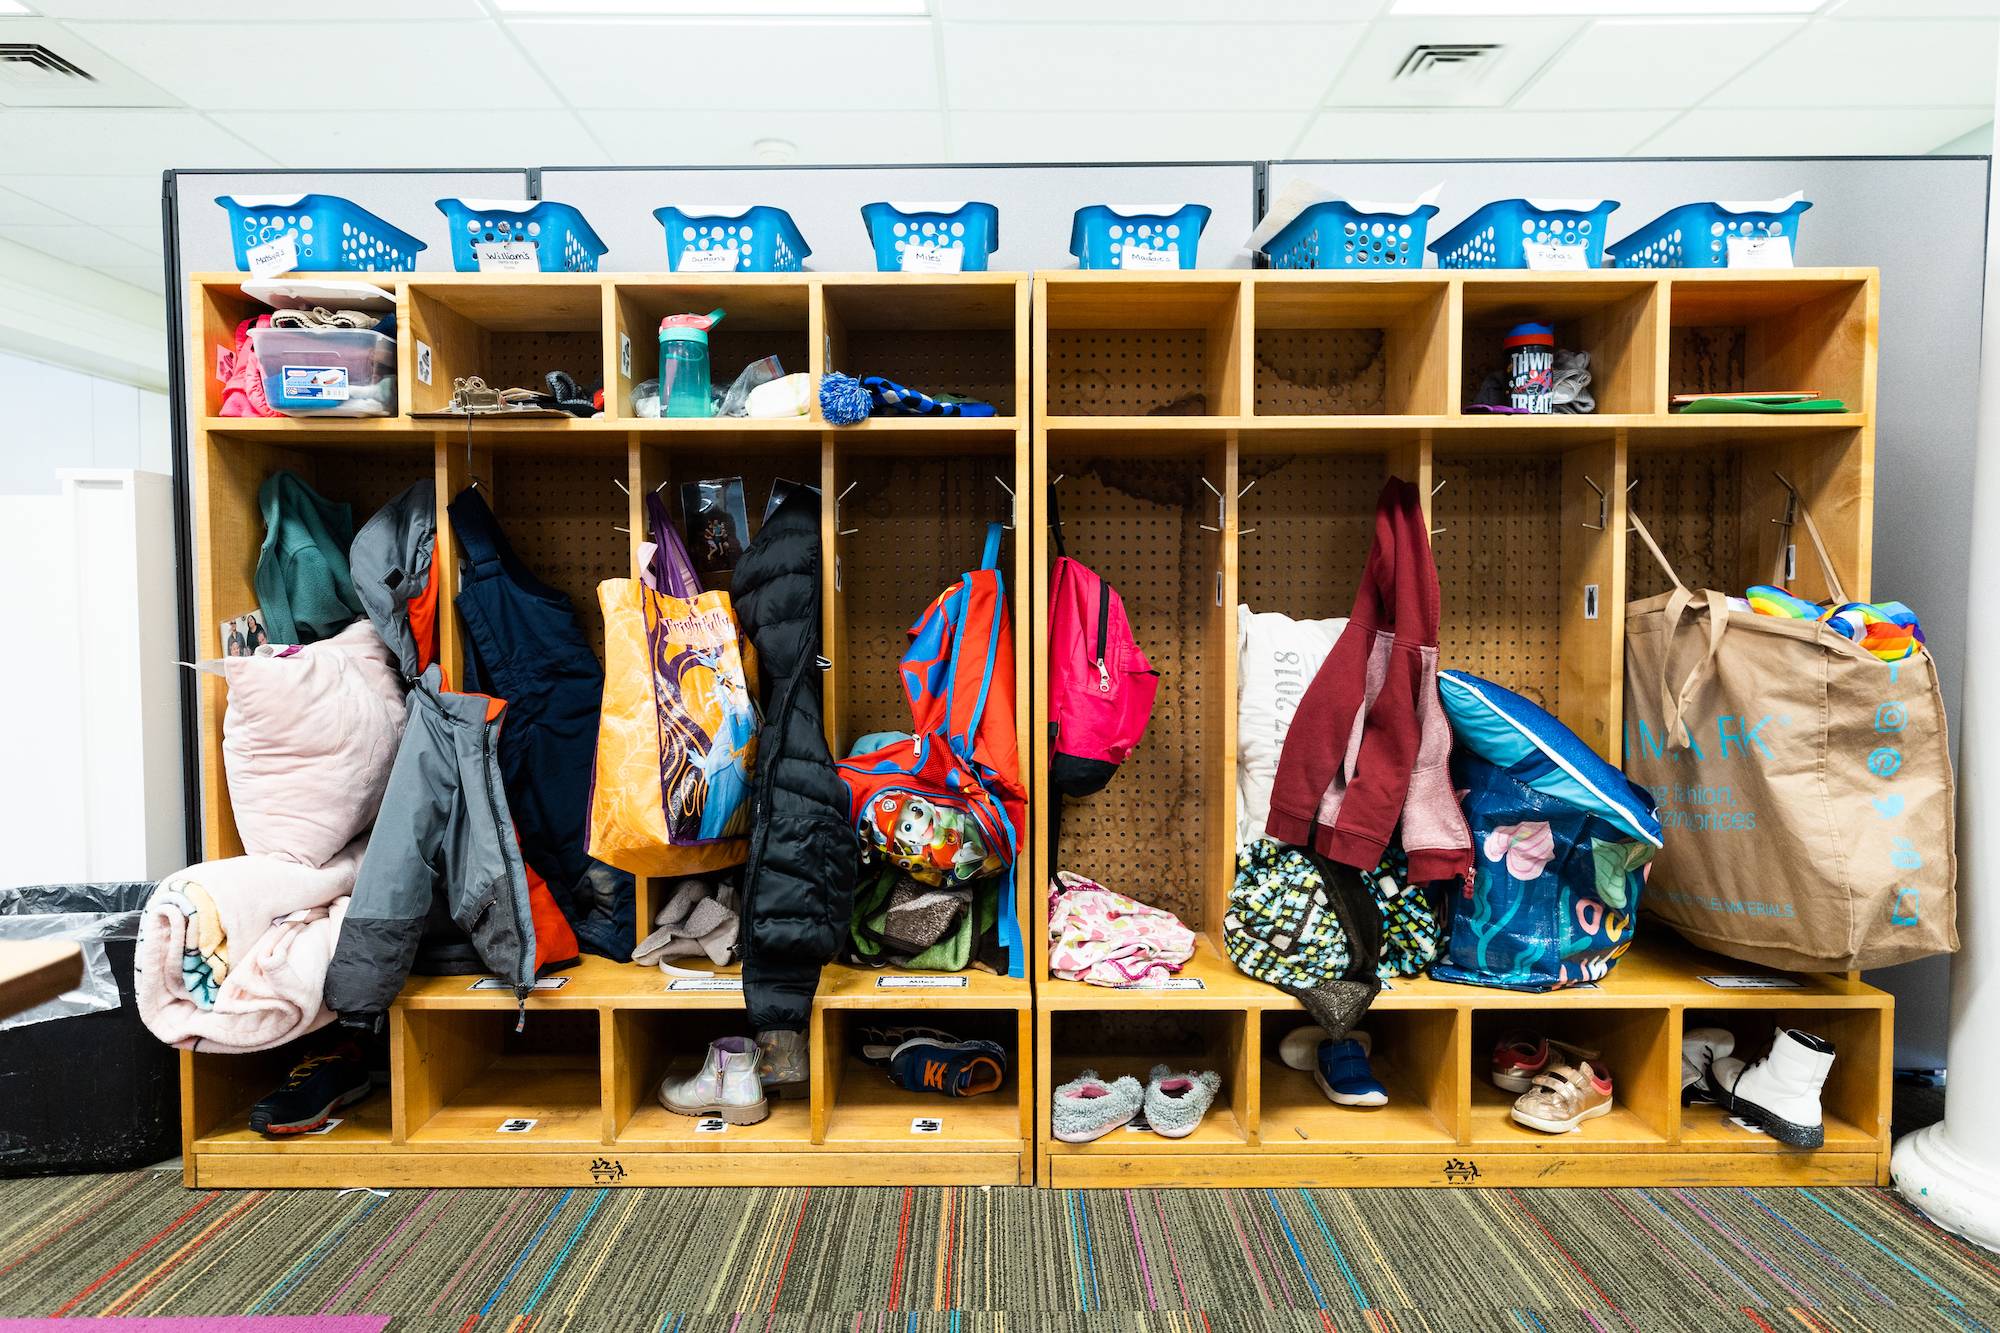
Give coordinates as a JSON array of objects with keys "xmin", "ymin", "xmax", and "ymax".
[{"xmin": 1236, "ymin": 606, "xmax": 1345, "ymax": 852}]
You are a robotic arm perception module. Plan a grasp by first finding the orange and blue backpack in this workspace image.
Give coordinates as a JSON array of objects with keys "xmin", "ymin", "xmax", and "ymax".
[{"xmin": 836, "ymin": 523, "xmax": 1027, "ymax": 976}]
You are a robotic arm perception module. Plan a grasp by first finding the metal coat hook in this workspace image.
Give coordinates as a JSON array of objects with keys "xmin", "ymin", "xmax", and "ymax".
[
  {"xmin": 1582, "ymin": 475, "xmax": 1607, "ymax": 531},
  {"xmin": 612, "ymin": 479, "xmax": 629, "ymax": 496},
  {"xmin": 1771, "ymin": 470, "xmax": 1801, "ymax": 528},
  {"xmin": 1052, "ymin": 473, "xmax": 1066, "ymax": 487},
  {"xmin": 1198, "ymin": 475, "xmax": 1226, "ymax": 533},
  {"xmin": 462, "ymin": 415, "xmax": 487, "ymax": 492},
  {"xmin": 836, "ymin": 479, "xmax": 859, "ymax": 537},
  {"xmin": 1432, "ymin": 478, "xmax": 1447, "ymax": 496},
  {"xmin": 994, "ymin": 475, "xmax": 1016, "ymax": 530}
]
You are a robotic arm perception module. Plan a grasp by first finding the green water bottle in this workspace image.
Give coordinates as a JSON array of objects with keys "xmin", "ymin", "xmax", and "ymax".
[{"xmin": 660, "ymin": 308, "xmax": 725, "ymax": 418}]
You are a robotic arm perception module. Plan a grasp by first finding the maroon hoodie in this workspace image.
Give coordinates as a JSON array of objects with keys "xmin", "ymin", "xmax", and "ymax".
[{"xmin": 1263, "ymin": 478, "xmax": 1471, "ymax": 881}]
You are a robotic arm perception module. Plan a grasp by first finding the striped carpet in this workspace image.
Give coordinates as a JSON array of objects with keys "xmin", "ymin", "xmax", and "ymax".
[{"xmin": 0, "ymin": 1173, "xmax": 1996, "ymax": 1332}]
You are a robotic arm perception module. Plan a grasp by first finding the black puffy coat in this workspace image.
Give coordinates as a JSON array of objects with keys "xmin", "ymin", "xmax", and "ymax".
[{"xmin": 730, "ymin": 487, "xmax": 860, "ymax": 1031}]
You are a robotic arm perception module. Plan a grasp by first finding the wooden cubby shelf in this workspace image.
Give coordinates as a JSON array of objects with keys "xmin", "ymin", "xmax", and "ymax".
[
  {"xmin": 182, "ymin": 271, "xmax": 1032, "ymax": 1189},
  {"xmin": 1030, "ymin": 268, "xmax": 1890, "ymax": 1189}
]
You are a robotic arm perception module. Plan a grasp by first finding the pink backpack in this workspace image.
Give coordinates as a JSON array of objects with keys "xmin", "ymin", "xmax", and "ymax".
[{"xmin": 1047, "ymin": 489, "xmax": 1158, "ymax": 797}]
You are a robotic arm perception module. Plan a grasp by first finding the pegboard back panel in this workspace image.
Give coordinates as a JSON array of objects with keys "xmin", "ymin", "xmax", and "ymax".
[
  {"xmin": 1667, "ymin": 326, "xmax": 1750, "ymax": 399},
  {"xmin": 836, "ymin": 455, "xmax": 1017, "ymax": 748},
  {"xmin": 483, "ymin": 451, "xmax": 629, "ymax": 662},
  {"xmin": 1253, "ymin": 329, "xmax": 1386, "ymax": 416},
  {"xmin": 844, "ymin": 330, "xmax": 1018, "ymax": 416},
  {"xmin": 1432, "ymin": 454, "xmax": 1564, "ymax": 714},
  {"xmin": 1628, "ymin": 446, "xmax": 1748, "ymax": 600},
  {"xmin": 1047, "ymin": 330, "xmax": 1213, "ymax": 417},
  {"xmin": 652, "ymin": 448, "xmax": 819, "ymax": 578},
  {"xmin": 310, "ymin": 447, "xmax": 437, "ymax": 536},
  {"xmin": 485, "ymin": 332, "xmax": 604, "ymax": 396},
  {"xmin": 1045, "ymin": 461, "xmax": 1214, "ymax": 930},
  {"xmin": 1237, "ymin": 453, "xmax": 1385, "ymax": 619}
]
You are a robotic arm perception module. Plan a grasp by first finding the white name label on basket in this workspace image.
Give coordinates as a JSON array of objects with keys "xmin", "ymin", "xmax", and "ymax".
[
  {"xmin": 1134, "ymin": 978, "xmax": 1205, "ymax": 990},
  {"xmin": 668, "ymin": 976, "xmax": 743, "ymax": 992},
  {"xmin": 1700, "ymin": 975, "xmax": 1804, "ymax": 990},
  {"xmin": 877, "ymin": 976, "xmax": 968, "ymax": 989},
  {"xmin": 1523, "ymin": 241, "xmax": 1589, "ymax": 271},
  {"xmin": 679, "ymin": 246, "xmax": 740, "ymax": 273},
  {"xmin": 1120, "ymin": 245, "xmax": 1179, "ymax": 270},
  {"xmin": 475, "ymin": 240, "xmax": 539, "ymax": 272},
  {"xmin": 470, "ymin": 976, "xmax": 569, "ymax": 991},
  {"xmin": 246, "ymin": 235, "xmax": 299, "ymax": 279},
  {"xmin": 497, "ymin": 1117, "xmax": 538, "ymax": 1134},
  {"xmin": 280, "ymin": 365, "xmax": 349, "ymax": 403},
  {"xmin": 1727, "ymin": 235, "xmax": 1794, "ymax": 269},
  {"xmin": 910, "ymin": 1117, "xmax": 943, "ymax": 1135},
  {"xmin": 694, "ymin": 1118, "xmax": 729, "ymax": 1134},
  {"xmin": 415, "ymin": 340, "xmax": 433, "ymax": 386},
  {"xmin": 901, "ymin": 243, "xmax": 964, "ymax": 274}
]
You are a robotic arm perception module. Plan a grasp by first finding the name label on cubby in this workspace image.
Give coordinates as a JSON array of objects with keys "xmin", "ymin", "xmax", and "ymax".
[
  {"xmin": 679, "ymin": 247, "xmax": 740, "ymax": 273},
  {"xmin": 910, "ymin": 1117, "xmax": 943, "ymax": 1135},
  {"xmin": 669, "ymin": 977, "xmax": 744, "ymax": 991},
  {"xmin": 1728, "ymin": 236, "xmax": 1794, "ymax": 269},
  {"xmin": 1699, "ymin": 975, "xmax": 1804, "ymax": 990},
  {"xmin": 901, "ymin": 244, "xmax": 964, "ymax": 274},
  {"xmin": 469, "ymin": 976, "xmax": 569, "ymax": 991},
  {"xmin": 1132, "ymin": 978, "xmax": 1205, "ymax": 991},
  {"xmin": 1121, "ymin": 246, "xmax": 1180, "ymax": 271},
  {"xmin": 415, "ymin": 340, "xmax": 432, "ymax": 386},
  {"xmin": 694, "ymin": 1118, "xmax": 728, "ymax": 1134},
  {"xmin": 877, "ymin": 976, "xmax": 968, "ymax": 989},
  {"xmin": 475, "ymin": 240, "xmax": 539, "ymax": 272},
  {"xmin": 1523, "ymin": 241, "xmax": 1588, "ymax": 271},
  {"xmin": 497, "ymin": 1118, "xmax": 538, "ymax": 1134}
]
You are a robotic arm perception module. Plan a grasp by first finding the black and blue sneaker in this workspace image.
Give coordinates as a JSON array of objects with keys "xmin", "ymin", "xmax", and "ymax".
[
  {"xmin": 248, "ymin": 1040, "xmax": 373, "ymax": 1136},
  {"xmin": 888, "ymin": 1037, "xmax": 1008, "ymax": 1098}
]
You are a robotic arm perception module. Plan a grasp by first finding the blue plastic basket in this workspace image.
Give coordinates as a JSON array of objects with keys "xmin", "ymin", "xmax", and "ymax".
[
  {"xmin": 1429, "ymin": 199, "xmax": 1619, "ymax": 270},
  {"xmin": 1069, "ymin": 204, "xmax": 1211, "ymax": 270},
  {"xmin": 1262, "ymin": 201, "xmax": 1439, "ymax": 270},
  {"xmin": 1610, "ymin": 198, "xmax": 1812, "ymax": 269},
  {"xmin": 215, "ymin": 194, "xmax": 425, "ymax": 272},
  {"xmin": 860, "ymin": 202, "xmax": 999, "ymax": 273},
  {"xmin": 435, "ymin": 199, "xmax": 608, "ymax": 273},
  {"xmin": 653, "ymin": 206, "xmax": 810, "ymax": 273}
]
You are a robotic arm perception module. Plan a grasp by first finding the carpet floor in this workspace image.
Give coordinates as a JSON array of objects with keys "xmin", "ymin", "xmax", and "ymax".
[{"xmin": 0, "ymin": 1172, "xmax": 1996, "ymax": 1331}]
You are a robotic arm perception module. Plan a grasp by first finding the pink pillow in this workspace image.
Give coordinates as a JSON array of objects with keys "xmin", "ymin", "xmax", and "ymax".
[{"xmin": 222, "ymin": 619, "xmax": 406, "ymax": 865}]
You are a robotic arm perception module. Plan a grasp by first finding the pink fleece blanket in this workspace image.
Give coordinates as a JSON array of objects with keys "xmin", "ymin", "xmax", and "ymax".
[{"xmin": 135, "ymin": 839, "xmax": 361, "ymax": 1054}]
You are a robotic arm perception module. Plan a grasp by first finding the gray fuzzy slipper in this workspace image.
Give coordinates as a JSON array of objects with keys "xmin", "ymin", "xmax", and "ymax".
[
  {"xmin": 1145, "ymin": 1066, "xmax": 1221, "ymax": 1139},
  {"xmin": 1052, "ymin": 1069, "xmax": 1142, "ymax": 1143}
]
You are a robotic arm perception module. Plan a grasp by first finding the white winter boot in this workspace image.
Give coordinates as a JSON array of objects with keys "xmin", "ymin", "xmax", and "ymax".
[
  {"xmin": 1713, "ymin": 1028, "xmax": 1834, "ymax": 1148},
  {"xmin": 1681, "ymin": 1026, "xmax": 1735, "ymax": 1103},
  {"xmin": 659, "ymin": 1036, "xmax": 770, "ymax": 1125}
]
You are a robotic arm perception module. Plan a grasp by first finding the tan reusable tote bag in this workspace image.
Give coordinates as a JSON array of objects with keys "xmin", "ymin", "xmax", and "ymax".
[{"xmin": 1623, "ymin": 505, "xmax": 1956, "ymax": 972}]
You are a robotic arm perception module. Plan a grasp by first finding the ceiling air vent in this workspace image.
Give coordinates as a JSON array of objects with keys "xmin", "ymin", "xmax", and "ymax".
[
  {"xmin": 0, "ymin": 44, "xmax": 95, "ymax": 84},
  {"xmin": 1392, "ymin": 43, "xmax": 1500, "ymax": 82}
]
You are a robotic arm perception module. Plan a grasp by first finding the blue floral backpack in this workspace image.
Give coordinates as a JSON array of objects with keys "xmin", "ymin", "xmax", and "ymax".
[{"xmin": 1431, "ymin": 671, "xmax": 1663, "ymax": 992}]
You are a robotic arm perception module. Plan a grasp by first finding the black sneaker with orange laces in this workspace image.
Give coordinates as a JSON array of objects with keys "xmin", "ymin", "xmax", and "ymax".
[
  {"xmin": 247, "ymin": 1041, "xmax": 374, "ymax": 1135},
  {"xmin": 887, "ymin": 1037, "xmax": 1007, "ymax": 1098}
]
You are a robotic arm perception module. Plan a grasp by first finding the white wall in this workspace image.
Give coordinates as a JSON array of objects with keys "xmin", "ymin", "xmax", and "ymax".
[{"xmin": 0, "ymin": 347, "xmax": 170, "ymax": 495}]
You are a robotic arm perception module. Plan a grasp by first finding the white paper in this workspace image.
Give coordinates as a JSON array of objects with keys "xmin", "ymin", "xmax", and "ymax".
[
  {"xmin": 415, "ymin": 341, "xmax": 432, "ymax": 387},
  {"xmin": 910, "ymin": 1117, "xmax": 943, "ymax": 1135},
  {"xmin": 1132, "ymin": 977, "xmax": 1205, "ymax": 990},
  {"xmin": 1699, "ymin": 975, "xmax": 1804, "ymax": 990},
  {"xmin": 1727, "ymin": 235, "xmax": 1794, "ymax": 269},
  {"xmin": 496, "ymin": 1117, "xmax": 538, "ymax": 1133},
  {"xmin": 246, "ymin": 235, "xmax": 299, "ymax": 279},
  {"xmin": 679, "ymin": 246, "xmax": 740, "ymax": 273},
  {"xmin": 668, "ymin": 976, "xmax": 743, "ymax": 992},
  {"xmin": 876, "ymin": 976, "xmax": 969, "ymax": 989},
  {"xmin": 901, "ymin": 243, "xmax": 964, "ymax": 274},
  {"xmin": 1523, "ymin": 241, "xmax": 1590, "ymax": 271},
  {"xmin": 470, "ymin": 975, "xmax": 568, "ymax": 991},
  {"xmin": 302, "ymin": 1118, "xmax": 343, "ymax": 1136},
  {"xmin": 619, "ymin": 333, "xmax": 632, "ymax": 378},
  {"xmin": 1120, "ymin": 245, "xmax": 1180, "ymax": 270},
  {"xmin": 475, "ymin": 240, "xmax": 539, "ymax": 272},
  {"xmin": 694, "ymin": 1118, "xmax": 728, "ymax": 1134}
]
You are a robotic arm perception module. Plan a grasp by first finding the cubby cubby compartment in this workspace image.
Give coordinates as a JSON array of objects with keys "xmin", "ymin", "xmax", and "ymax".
[
  {"xmin": 1667, "ymin": 276, "xmax": 1870, "ymax": 413},
  {"xmin": 1253, "ymin": 280, "xmax": 1450, "ymax": 417},
  {"xmin": 1679, "ymin": 1007, "xmax": 1887, "ymax": 1153},
  {"xmin": 398, "ymin": 1008, "xmax": 603, "ymax": 1147},
  {"xmin": 824, "ymin": 278, "xmax": 1022, "ymax": 419},
  {"xmin": 1238, "ymin": 447, "xmax": 1404, "ymax": 622},
  {"xmin": 610, "ymin": 279, "xmax": 811, "ymax": 421},
  {"xmin": 458, "ymin": 445, "xmax": 631, "ymax": 658},
  {"xmin": 185, "ymin": 1043, "xmax": 393, "ymax": 1155},
  {"xmin": 1043, "ymin": 279, "xmax": 1242, "ymax": 418},
  {"xmin": 1048, "ymin": 1010, "xmax": 1251, "ymax": 1151},
  {"xmin": 817, "ymin": 1009, "xmax": 1027, "ymax": 1153},
  {"xmin": 611, "ymin": 1010, "xmax": 811, "ymax": 1149},
  {"xmin": 1259, "ymin": 1008, "xmax": 1458, "ymax": 1149},
  {"xmin": 406, "ymin": 281, "xmax": 605, "ymax": 415},
  {"xmin": 1466, "ymin": 1007, "xmax": 1671, "ymax": 1150},
  {"xmin": 1459, "ymin": 278, "xmax": 1659, "ymax": 416}
]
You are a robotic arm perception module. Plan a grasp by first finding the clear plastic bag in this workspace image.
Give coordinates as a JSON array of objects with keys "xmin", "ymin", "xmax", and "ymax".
[
  {"xmin": 0, "ymin": 882, "xmax": 150, "ymax": 1031},
  {"xmin": 719, "ymin": 355, "xmax": 785, "ymax": 418}
]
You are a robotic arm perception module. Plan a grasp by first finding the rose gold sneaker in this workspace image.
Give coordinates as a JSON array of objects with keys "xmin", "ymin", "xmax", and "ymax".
[{"xmin": 1509, "ymin": 1060, "xmax": 1614, "ymax": 1134}]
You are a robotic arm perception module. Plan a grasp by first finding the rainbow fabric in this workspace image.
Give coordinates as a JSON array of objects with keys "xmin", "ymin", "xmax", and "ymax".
[{"xmin": 1745, "ymin": 584, "xmax": 1926, "ymax": 661}]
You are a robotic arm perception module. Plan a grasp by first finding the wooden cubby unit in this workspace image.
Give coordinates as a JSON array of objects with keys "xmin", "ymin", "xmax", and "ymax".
[
  {"xmin": 1031, "ymin": 269, "xmax": 1891, "ymax": 1188},
  {"xmin": 181, "ymin": 271, "xmax": 1032, "ymax": 1188}
]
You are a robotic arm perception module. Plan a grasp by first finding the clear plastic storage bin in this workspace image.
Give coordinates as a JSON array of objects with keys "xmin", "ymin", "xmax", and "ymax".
[
  {"xmin": 1430, "ymin": 199, "xmax": 1619, "ymax": 270},
  {"xmin": 1069, "ymin": 204, "xmax": 1211, "ymax": 270},
  {"xmin": 1261, "ymin": 200, "xmax": 1439, "ymax": 270},
  {"xmin": 1610, "ymin": 194, "xmax": 1812, "ymax": 269},
  {"xmin": 248, "ymin": 327, "xmax": 397, "ymax": 417},
  {"xmin": 860, "ymin": 201, "xmax": 999, "ymax": 272},
  {"xmin": 215, "ymin": 194, "xmax": 425, "ymax": 273},
  {"xmin": 653, "ymin": 205, "xmax": 810, "ymax": 272},
  {"xmin": 435, "ymin": 199, "xmax": 608, "ymax": 273}
]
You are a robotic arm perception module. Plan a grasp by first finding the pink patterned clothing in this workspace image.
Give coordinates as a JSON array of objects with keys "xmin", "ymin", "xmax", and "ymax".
[{"xmin": 1048, "ymin": 871, "xmax": 1196, "ymax": 987}]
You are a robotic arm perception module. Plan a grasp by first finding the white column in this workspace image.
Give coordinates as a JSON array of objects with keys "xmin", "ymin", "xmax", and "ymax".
[{"xmin": 1891, "ymin": 31, "xmax": 2000, "ymax": 1250}]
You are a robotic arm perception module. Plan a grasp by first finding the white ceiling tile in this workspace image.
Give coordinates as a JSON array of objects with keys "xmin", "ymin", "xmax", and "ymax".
[
  {"xmin": 578, "ymin": 107, "xmax": 946, "ymax": 163},
  {"xmin": 1709, "ymin": 19, "xmax": 1996, "ymax": 106},
  {"xmin": 1639, "ymin": 105, "xmax": 1991, "ymax": 154},
  {"xmin": 1828, "ymin": 0, "xmax": 2000, "ymax": 15},
  {"xmin": 0, "ymin": 222, "xmax": 155, "ymax": 269},
  {"xmin": 97, "ymin": 222, "xmax": 161, "ymax": 252},
  {"xmin": 1326, "ymin": 18, "xmax": 1585, "ymax": 108},
  {"xmin": 945, "ymin": 22, "xmax": 1365, "ymax": 110},
  {"xmin": 1, "ymin": 174, "xmax": 162, "ymax": 224},
  {"xmin": 35, "ymin": 0, "xmax": 484, "ymax": 15},
  {"xmin": 210, "ymin": 109, "xmax": 608, "ymax": 170},
  {"xmin": 0, "ymin": 19, "xmax": 179, "ymax": 108},
  {"xmin": 1513, "ymin": 19, "xmax": 1802, "ymax": 109},
  {"xmin": 1294, "ymin": 108, "xmax": 1670, "ymax": 157},
  {"xmin": 0, "ymin": 186, "xmax": 79, "ymax": 226},
  {"xmin": 950, "ymin": 110, "xmax": 1303, "ymax": 161},
  {"xmin": 514, "ymin": 20, "xmax": 937, "ymax": 109},
  {"xmin": 0, "ymin": 109, "xmax": 270, "ymax": 174},
  {"xmin": 938, "ymin": 0, "xmax": 1384, "ymax": 18},
  {"xmin": 96, "ymin": 264, "xmax": 165, "ymax": 294},
  {"xmin": 76, "ymin": 21, "xmax": 561, "ymax": 110}
]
